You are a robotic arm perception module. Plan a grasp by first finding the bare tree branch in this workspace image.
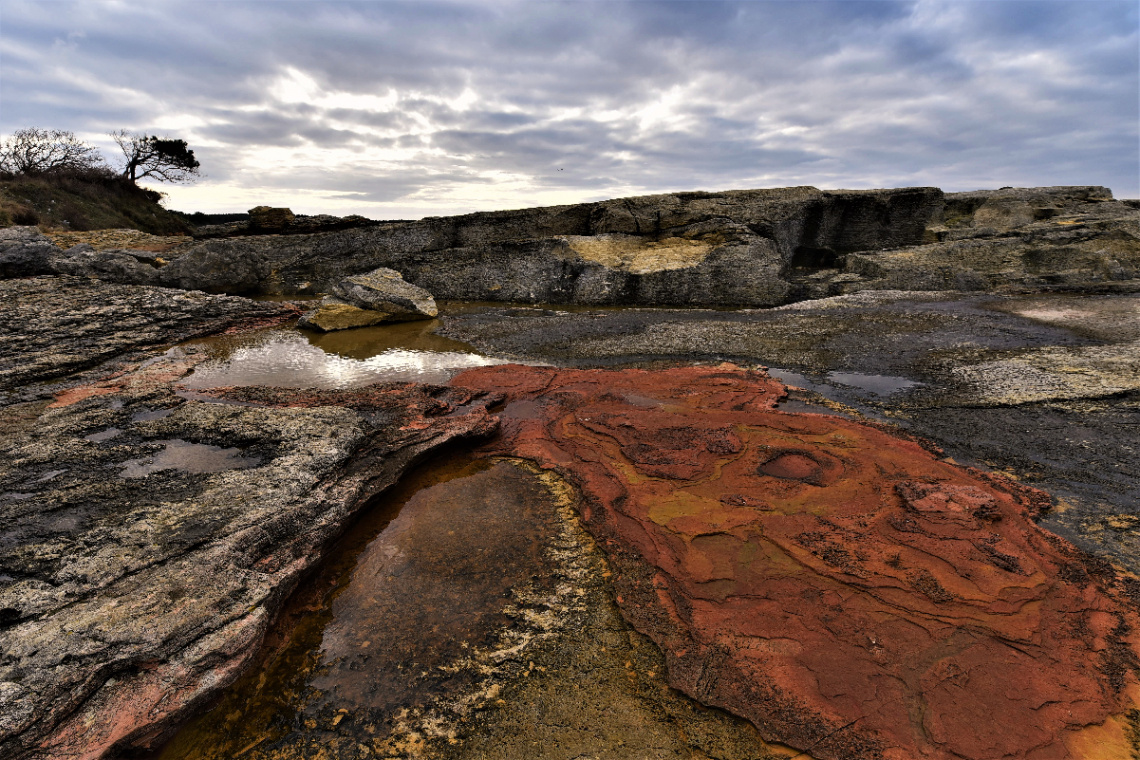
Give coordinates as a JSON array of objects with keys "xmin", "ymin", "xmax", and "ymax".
[{"xmin": 0, "ymin": 128, "xmax": 107, "ymax": 175}]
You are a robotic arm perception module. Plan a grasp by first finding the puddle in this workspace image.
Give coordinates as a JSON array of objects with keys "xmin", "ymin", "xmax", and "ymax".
[
  {"xmin": 826, "ymin": 371, "xmax": 921, "ymax": 396},
  {"xmin": 765, "ymin": 367, "xmax": 828, "ymax": 394},
  {"xmin": 154, "ymin": 453, "xmax": 561, "ymax": 759},
  {"xmin": 132, "ymin": 407, "xmax": 175, "ymax": 422},
  {"xmin": 182, "ymin": 329, "xmax": 515, "ymax": 390},
  {"xmin": 84, "ymin": 427, "xmax": 122, "ymax": 443},
  {"xmin": 119, "ymin": 440, "xmax": 260, "ymax": 479}
]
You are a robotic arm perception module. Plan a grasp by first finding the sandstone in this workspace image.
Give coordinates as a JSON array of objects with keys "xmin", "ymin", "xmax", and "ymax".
[{"xmin": 452, "ymin": 363, "xmax": 1140, "ymax": 760}]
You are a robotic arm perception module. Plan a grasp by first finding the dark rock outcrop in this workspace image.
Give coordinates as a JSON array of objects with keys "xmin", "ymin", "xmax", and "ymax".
[
  {"xmin": 158, "ymin": 187, "xmax": 947, "ymax": 305},
  {"xmin": 0, "ymin": 227, "xmax": 57, "ymax": 278},
  {"xmin": 453, "ymin": 363, "xmax": 1140, "ymax": 760},
  {"xmin": 7, "ymin": 186, "xmax": 1135, "ymax": 309}
]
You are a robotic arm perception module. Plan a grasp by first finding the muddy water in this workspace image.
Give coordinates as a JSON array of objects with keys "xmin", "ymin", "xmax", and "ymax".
[{"xmin": 155, "ymin": 453, "xmax": 563, "ymax": 760}]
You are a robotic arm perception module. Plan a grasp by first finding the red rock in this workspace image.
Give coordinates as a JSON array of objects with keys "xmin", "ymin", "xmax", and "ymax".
[{"xmin": 452, "ymin": 364, "xmax": 1140, "ymax": 760}]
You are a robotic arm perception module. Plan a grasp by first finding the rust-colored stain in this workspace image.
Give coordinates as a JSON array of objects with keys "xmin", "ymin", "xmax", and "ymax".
[{"xmin": 452, "ymin": 363, "xmax": 1140, "ymax": 760}]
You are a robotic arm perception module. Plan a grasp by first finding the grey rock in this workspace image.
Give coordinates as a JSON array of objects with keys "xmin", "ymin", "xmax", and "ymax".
[
  {"xmin": 48, "ymin": 247, "xmax": 157, "ymax": 285},
  {"xmin": 0, "ymin": 276, "xmax": 297, "ymax": 396},
  {"xmin": 158, "ymin": 239, "xmax": 271, "ymax": 294},
  {"xmin": 159, "ymin": 186, "xmax": 945, "ymax": 306},
  {"xmin": 0, "ymin": 226, "xmax": 57, "ymax": 278},
  {"xmin": 329, "ymin": 267, "xmax": 438, "ymax": 319}
]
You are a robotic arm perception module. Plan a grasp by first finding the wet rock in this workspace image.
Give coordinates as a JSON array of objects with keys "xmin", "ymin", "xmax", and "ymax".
[
  {"xmin": 155, "ymin": 453, "xmax": 783, "ymax": 760},
  {"xmin": 453, "ymin": 364, "xmax": 1140, "ymax": 760},
  {"xmin": 0, "ymin": 346, "xmax": 499, "ymax": 760},
  {"xmin": 296, "ymin": 297, "xmax": 395, "ymax": 331},
  {"xmin": 0, "ymin": 276, "xmax": 299, "ymax": 401},
  {"xmin": 297, "ymin": 268, "xmax": 439, "ymax": 332}
]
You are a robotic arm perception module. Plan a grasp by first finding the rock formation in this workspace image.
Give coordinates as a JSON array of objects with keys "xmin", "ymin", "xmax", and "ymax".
[
  {"xmin": 298, "ymin": 267, "xmax": 438, "ymax": 331},
  {"xmin": 0, "ymin": 290, "xmax": 501, "ymax": 758},
  {"xmin": 247, "ymin": 205, "xmax": 295, "ymax": 232},
  {"xmin": 5, "ymin": 186, "xmax": 1135, "ymax": 310},
  {"xmin": 452, "ymin": 363, "xmax": 1140, "ymax": 760}
]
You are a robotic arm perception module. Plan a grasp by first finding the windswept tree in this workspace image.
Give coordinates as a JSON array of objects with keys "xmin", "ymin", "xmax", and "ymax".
[
  {"xmin": 0, "ymin": 128, "xmax": 107, "ymax": 175},
  {"xmin": 112, "ymin": 130, "xmax": 201, "ymax": 184}
]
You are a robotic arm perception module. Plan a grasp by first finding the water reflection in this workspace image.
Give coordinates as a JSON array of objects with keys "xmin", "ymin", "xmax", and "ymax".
[
  {"xmin": 182, "ymin": 330, "xmax": 510, "ymax": 389},
  {"xmin": 825, "ymin": 371, "xmax": 921, "ymax": 396},
  {"xmin": 154, "ymin": 455, "xmax": 560, "ymax": 760}
]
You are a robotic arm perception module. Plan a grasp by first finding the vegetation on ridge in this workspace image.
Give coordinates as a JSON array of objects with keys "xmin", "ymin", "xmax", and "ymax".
[{"xmin": 0, "ymin": 126, "xmax": 200, "ymax": 234}]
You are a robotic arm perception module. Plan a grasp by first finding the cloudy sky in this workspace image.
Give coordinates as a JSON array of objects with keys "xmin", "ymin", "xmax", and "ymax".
[{"xmin": 1, "ymin": 0, "xmax": 1136, "ymax": 218}]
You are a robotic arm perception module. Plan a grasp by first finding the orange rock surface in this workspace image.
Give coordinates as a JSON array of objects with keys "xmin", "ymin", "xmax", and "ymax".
[{"xmin": 452, "ymin": 364, "xmax": 1140, "ymax": 760}]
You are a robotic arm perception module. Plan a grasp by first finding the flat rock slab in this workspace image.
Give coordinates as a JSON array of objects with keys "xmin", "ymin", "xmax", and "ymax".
[
  {"xmin": 452, "ymin": 364, "xmax": 1140, "ymax": 760},
  {"xmin": 0, "ymin": 276, "xmax": 299, "ymax": 398}
]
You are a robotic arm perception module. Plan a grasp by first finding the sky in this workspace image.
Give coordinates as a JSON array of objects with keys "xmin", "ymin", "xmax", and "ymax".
[{"xmin": 1, "ymin": 0, "xmax": 1137, "ymax": 219}]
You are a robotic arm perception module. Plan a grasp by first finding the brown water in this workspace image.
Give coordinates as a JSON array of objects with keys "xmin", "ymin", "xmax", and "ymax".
[{"xmin": 153, "ymin": 453, "xmax": 562, "ymax": 760}]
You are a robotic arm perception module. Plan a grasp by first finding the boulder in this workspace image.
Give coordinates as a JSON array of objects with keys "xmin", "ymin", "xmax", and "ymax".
[
  {"xmin": 330, "ymin": 267, "xmax": 438, "ymax": 319},
  {"xmin": 49, "ymin": 245, "xmax": 158, "ymax": 285},
  {"xmin": 0, "ymin": 226, "xmax": 58, "ymax": 278},
  {"xmin": 247, "ymin": 205, "xmax": 295, "ymax": 231},
  {"xmin": 297, "ymin": 297, "xmax": 395, "ymax": 331}
]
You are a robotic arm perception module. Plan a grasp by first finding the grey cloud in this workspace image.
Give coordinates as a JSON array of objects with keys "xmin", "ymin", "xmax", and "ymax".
[{"xmin": 1, "ymin": 0, "xmax": 1135, "ymax": 213}]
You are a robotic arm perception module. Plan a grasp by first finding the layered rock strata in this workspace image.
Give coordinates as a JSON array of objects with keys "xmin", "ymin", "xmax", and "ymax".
[
  {"xmin": 452, "ymin": 363, "xmax": 1140, "ymax": 760},
  {"xmin": 0, "ymin": 277, "xmax": 503, "ymax": 759},
  {"xmin": 0, "ymin": 276, "xmax": 299, "ymax": 402},
  {"xmin": 6, "ymin": 186, "xmax": 1134, "ymax": 308}
]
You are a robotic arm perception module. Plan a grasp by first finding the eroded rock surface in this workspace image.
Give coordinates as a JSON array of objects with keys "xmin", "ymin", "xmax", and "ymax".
[
  {"xmin": 452, "ymin": 364, "xmax": 1140, "ymax": 760},
  {"xmin": 7, "ymin": 186, "xmax": 1135, "ymax": 309},
  {"xmin": 0, "ymin": 363, "xmax": 498, "ymax": 760},
  {"xmin": 0, "ymin": 276, "xmax": 506, "ymax": 760},
  {"xmin": 0, "ymin": 276, "xmax": 299, "ymax": 403}
]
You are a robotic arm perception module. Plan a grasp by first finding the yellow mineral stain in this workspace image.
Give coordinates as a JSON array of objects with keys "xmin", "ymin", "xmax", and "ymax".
[
  {"xmin": 562, "ymin": 234, "xmax": 715, "ymax": 274},
  {"xmin": 1064, "ymin": 712, "xmax": 1136, "ymax": 760}
]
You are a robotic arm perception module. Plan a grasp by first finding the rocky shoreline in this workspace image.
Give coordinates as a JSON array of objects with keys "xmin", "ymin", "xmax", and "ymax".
[{"xmin": 1, "ymin": 185, "xmax": 1138, "ymax": 759}]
